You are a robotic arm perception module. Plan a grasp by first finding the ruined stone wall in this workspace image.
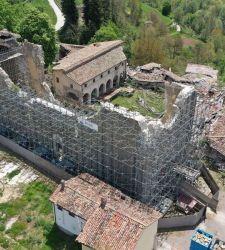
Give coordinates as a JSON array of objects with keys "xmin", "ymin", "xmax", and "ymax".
[
  {"xmin": 0, "ymin": 82, "xmax": 197, "ymax": 206},
  {"xmin": 0, "ymin": 67, "xmax": 13, "ymax": 87},
  {"xmin": 0, "ymin": 53, "xmax": 28, "ymax": 84},
  {"xmin": 21, "ymin": 41, "xmax": 46, "ymax": 95}
]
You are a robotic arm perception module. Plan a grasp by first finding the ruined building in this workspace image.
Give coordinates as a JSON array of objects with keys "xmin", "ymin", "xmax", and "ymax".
[
  {"xmin": 0, "ymin": 30, "xmax": 46, "ymax": 95},
  {"xmin": 52, "ymin": 40, "xmax": 127, "ymax": 104},
  {"xmin": 0, "ymin": 74, "xmax": 201, "ymax": 207}
]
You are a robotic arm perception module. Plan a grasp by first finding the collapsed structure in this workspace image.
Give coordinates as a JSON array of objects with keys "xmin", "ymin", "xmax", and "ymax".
[
  {"xmin": 0, "ymin": 72, "xmax": 202, "ymax": 207},
  {"xmin": 0, "ymin": 30, "xmax": 46, "ymax": 95}
]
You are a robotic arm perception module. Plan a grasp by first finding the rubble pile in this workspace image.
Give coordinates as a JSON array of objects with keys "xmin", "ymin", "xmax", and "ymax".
[
  {"xmin": 193, "ymin": 232, "xmax": 212, "ymax": 247},
  {"xmin": 213, "ymin": 240, "xmax": 225, "ymax": 250}
]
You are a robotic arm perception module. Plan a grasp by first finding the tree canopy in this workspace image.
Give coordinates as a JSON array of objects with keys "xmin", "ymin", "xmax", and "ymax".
[
  {"xmin": 61, "ymin": 0, "xmax": 78, "ymax": 25},
  {"xmin": 18, "ymin": 8, "xmax": 58, "ymax": 66}
]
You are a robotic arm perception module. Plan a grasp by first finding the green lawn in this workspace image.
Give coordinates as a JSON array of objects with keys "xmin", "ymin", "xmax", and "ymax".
[
  {"xmin": 31, "ymin": 0, "xmax": 57, "ymax": 25},
  {"xmin": 111, "ymin": 89, "xmax": 165, "ymax": 118},
  {"xmin": 141, "ymin": 3, "xmax": 172, "ymax": 25},
  {"xmin": 0, "ymin": 181, "xmax": 81, "ymax": 250}
]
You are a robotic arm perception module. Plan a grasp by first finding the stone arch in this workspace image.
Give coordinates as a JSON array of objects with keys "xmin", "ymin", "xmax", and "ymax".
[
  {"xmin": 67, "ymin": 92, "xmax": 79, "ymax": 101},
  {"xmin": 83, "ymin": 93, "xmax": 90, "ymax": 104},
  {"xmin": 99, "ymin": 84, "xmax": 105, "ymax": 96},
  {"xmin": 106, "ymin": 80, "xmax": 112, "ymax": 93},
  {"xmin": 91, "ymin": 88, "xmax": 98, "ymax": 102},
  {"xmin": 113, "ymin": 75, "xmax": 119, "ymax": 88}
]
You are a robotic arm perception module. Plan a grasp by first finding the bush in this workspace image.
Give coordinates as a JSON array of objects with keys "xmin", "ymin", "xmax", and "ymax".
[{"xmin": 162, "ymin": 1, "xmax": 171, "ymax": 16}]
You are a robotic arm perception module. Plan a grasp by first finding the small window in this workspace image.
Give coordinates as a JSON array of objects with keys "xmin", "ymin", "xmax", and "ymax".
[
  {"xmin": 84, "ymin": 84, "xmax": 87, "ymax": 88},
  {"xmin": 70, "ymin": 84, "xmax": 73, "ymax": 89},
  {"xmin": 57, "ymin": 205, "xmax": 63, "ymax": 211},
  {"xmin": 93, "ymin": 79, "xmax": 96, "ymax": 83},
  {"xmin": 115, "ymin": 66, "xmax": 118, "ymax": 70},
  {"xmin": 69, "ymin": 211, "xmax": 75, "ymax": 217},
  {"xmin": 56, "ymin": 77, "xmax": 59, "ymax": 83},
  {"xmin": 101, "ymin": 74, "xmax": 103, "ymax": 78},
  {"xmin": 121, "ymin": 62, "xmax": 124, "ymax": 66},
  {"xmin": 108, "ymin": 70, "xmax": 110, "ymax": 74}
]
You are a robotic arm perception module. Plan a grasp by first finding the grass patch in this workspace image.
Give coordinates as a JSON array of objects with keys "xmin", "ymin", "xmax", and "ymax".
[
  {"xmin": 0, "ymin": 179, "xmax": 80, "ymax": 249},
  {"xmin": 7, "ymin": 221, "xmax": 27, "ymax": 237},
  {"xmin": 31, "ymin": 0, "xmax": 57, "ymax": 25},
  {"xmin": 111, "ymin": 89, "xmax": 165, "ymax": 118},
  {"xmin": 7, "ymin": 169, "xmax": 21, "ymax": 180},
  {"xmin": 141, "ymin": 3, "xmax": 172, "ymax": 25}
]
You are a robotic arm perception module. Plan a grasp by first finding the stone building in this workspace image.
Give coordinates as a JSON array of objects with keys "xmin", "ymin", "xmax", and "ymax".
[
  {"xmin": 50, "ymin": 173, "xmax": 161, "ymax": 250},
  {"xmin": 0, "ymin": 30, "xmax": 46, "ymax": 95},
  {"xmin": 52, "ymin": 40, "xmax": 127, "ymax": 104}
]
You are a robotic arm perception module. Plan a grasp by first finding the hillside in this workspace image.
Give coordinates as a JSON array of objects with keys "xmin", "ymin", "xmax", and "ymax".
[{"xmin": 144, "ymin": 0, "xmax": 225, "ymax": 83}]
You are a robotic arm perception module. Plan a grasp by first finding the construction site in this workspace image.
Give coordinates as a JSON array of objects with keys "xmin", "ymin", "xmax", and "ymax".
[{"xmin": 0, "ymin": 31, "xmax": 224, "ymax": 250}]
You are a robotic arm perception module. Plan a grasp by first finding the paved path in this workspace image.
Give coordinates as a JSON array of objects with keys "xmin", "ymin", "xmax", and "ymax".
[{"xmin": 47, "ymin": 0, "xmax": 65, "ymax": 31}]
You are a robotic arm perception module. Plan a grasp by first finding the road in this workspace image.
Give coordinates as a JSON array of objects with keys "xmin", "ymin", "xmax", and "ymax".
[{"xmin": 47, "ymin": 0, "xmax": 65, "ymax": 31}]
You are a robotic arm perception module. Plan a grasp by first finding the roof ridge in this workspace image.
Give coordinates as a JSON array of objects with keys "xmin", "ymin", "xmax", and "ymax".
[
  {"xmin": 65, "ymin": 40, "xmax": 123, "ymax": 73},
  {"xmin": 61, "ymin": 181, "xmax": 158, "ymax": 227}
]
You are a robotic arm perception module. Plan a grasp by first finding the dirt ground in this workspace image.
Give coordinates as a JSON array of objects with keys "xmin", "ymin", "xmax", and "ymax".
[{"xmin": 157, "ymin": 188, "xmax": 225, "ymax": 250}]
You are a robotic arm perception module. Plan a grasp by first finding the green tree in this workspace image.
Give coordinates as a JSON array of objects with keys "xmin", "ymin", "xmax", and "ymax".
[
  {"xmin": 102, "ymin": 0, "xmax": 112, "ymax": 22},
  {"xmin": 0, "ymin": 0, "xmax": 14, "ymax": 30},
  {"xmin": 61, "ymin": 0, "xmax": 79, "ymax": 25},
  {"xmin": 132, "ymin": 27, "xmax": 166, "ymax": 66},
  {"xmin": 18, "ymin": 8, "xmax": 57, "ymax": 66},
  {"xmin": 162, "ymin": 1, "xmax": 171, "ymax": 16},
  {"xmin": 83, "ymin": 0, "xmax": 103, "ymax": 29},
  {"xmin": 90, "ymin": 22, "xmax": 121, "ymax": 42},
  {"xmin": 127, "ymin": 0, "xmax": 142, "ymax": 26}
]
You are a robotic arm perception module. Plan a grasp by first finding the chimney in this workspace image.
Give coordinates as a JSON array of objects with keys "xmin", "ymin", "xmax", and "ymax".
[
  {"xmin": 60, "ymin": 179, "xmax": 65, "ymax": 192},
  {"xmin": 100, "ymin": 197, "xmax": 107, "ymax": 209}
]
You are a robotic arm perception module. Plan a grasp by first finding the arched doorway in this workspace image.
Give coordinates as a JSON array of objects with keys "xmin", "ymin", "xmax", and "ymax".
[
  {"xmin": 83, "ymin": 93, "xmax": 90, "ymax": 104},
  {"xmin": 99, "ymin": 84, "xmax": 105, "ymax": 96},
  {"xmin": 106, "ymin": 80, "xmax": 111, "ymax": 93},
  {"xmin": 113, "ymin": 75, "xmax": 119, "ymax": 88},
  {"xmin": 91, "ymin": 88, "xmax": 98, "ymax": 103}
]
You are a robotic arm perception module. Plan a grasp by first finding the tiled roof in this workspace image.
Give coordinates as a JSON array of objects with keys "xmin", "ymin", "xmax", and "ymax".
[
  {"xmin": 53, "ymin": 40, "xmax": 126, "ymax": 86},
  {"xmin": 66, "ymin": 47, "xmax": 126, "ymax": 85},
  {"xmin": 50, "ymin": 173, "xmax": 161, "ymax": 250},
  {"xmin": 53, "ymin": 40, "xmax": 124, "ymax": 72},
  {"xmin": 77, "ymin": 208, "xmax": 144, "ymax": 250},
  {"xmin": 141, "ymin": 63, "xmax": 161, "ymax": 71},
  {"xmin": 186, "ymin": 64, "xmax": 218, "ymax": 81},
  {"xmin": 208, "ymin": 114, "xmax": 225, "ymax": 156}
]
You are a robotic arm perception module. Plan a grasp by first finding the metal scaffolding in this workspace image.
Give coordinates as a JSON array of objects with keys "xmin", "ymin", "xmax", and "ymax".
[{"xmin": 0, "ymin": 81, "xmax": 205, "ymax": 208}]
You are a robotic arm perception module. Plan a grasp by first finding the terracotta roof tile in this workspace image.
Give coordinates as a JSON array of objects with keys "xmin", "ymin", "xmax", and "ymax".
[
  {"xmin": 50, "ymin": 173, "xmax": 161, "ymax": 249},
  {"xmin": 53, "ymin": 40, "xmax": 124, "ymax": 71},
  {"xmin": 66, "ymin": 47, "xmax": 126, "ymax": 85},
  {"xmin": 77, "ymin": 208, "xmax": 144, "ymax": 250}
]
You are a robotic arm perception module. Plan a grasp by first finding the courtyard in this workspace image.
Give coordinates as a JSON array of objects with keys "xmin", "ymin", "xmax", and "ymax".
[{"xmin": 111, "ymin": 88, "xmax": 165, "ymax": 118}]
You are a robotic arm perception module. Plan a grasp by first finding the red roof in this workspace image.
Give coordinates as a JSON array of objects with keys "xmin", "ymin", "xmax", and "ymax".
[
  {"xmin": 50, "ymin": 173, "xmax": 161, "ymax": 250},
  {"xmin": 77, "ymin": 208, "xmax": 144, "ymax": 250}
]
